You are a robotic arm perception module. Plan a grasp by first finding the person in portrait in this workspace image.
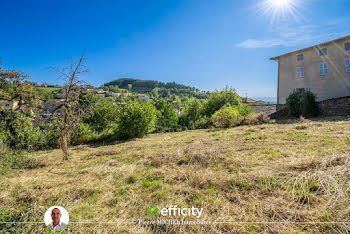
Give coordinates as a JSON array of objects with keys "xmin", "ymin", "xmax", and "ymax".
[{"xmin": 47, "ymin": 207, "xmax": 67, "ymax": 231}]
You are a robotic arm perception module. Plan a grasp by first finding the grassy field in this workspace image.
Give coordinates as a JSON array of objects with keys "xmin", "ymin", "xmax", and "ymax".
[{"xmin": 1, "ymin": 117, "xmax": 350, "ymax": 233}]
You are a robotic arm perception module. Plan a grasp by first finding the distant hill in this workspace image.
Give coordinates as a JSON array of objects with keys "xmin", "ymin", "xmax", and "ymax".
[
  {"xmin": 102, "ymin": 78, "xmax": 209, "ymax": 99},
  {"xmin": 253, "ymin": 97, "xmax": 277, "ymax": 104}
]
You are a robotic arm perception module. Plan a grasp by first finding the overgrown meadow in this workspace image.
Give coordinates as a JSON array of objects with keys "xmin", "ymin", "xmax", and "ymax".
[{"xmin": 1, "ymin": 67, "xmax": 349, "ymax": 233}]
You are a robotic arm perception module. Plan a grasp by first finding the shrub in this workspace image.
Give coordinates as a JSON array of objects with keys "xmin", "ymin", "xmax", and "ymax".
[
  {"xmin": 203, "ymin": 87, "xmax": 242, "ymax": 116},
  {"xmin": 286, "ymin": 90, "xmax": 318, "ymax": 117},
  {"xmin": 83, "ymin": 96, "xmax": 119, "ymax": 132},
  {"xmin": 38, "ymin": 122, "xmax": 60, "ymax": 148},
  {"xmin": 195, "ymin": 116, "xmax": 212, "ymax": 129},
  {"xmin": 238, "ymin": 104, "xmax": 254, "ymax": 122},
  {"xmin": 244, "ymin": 113, "xmax": 270, "ymax": 125},
  {"xmin": 211, "ymin": 104, "xmax": 242, "ymax": 128},
  {"xmin": 179, "ymin": 98, "xmax": 203, "ymax": 130},
  {"xmin": 71, "ymin": 123, "xmax": 94, "ymax": 145},
  {"xmin": 0, "ymin": 141, "xmax": 39, "ymax": 175},
  {"xmin": 0, "ymin": 205, "xmax": 36, "ymax": 232},
  {"xmin": 116, "ymin": 101, "xmax": 157, "ymax": 138},
  {"xmin": 0, "ymin": 109, "xmax": 45, "ymax": 150},
  {"xmin": 155, "ymin": 99, "xmax": 178, "ymax": 132}
]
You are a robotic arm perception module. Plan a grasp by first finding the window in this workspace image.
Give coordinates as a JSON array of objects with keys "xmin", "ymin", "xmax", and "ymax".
[
  {"xmin": 319, "ymin": 62, "xmax": 329, "ymax": 76},
  {"xmin": 297, "ymin": 66, "xmax": 304, "ymax": 78},
  {"xmin": 293, "ymin": 88, "xmax": 310, "ymax": 92},
  {"xmin": 297, "ymin": 54, "xmax": 304, "ymax": 61},
  {"xmin": 319, "ymin": 48, "xmax": 328, "ymax": 56},
  {"xmin": 346, "ymin": 58, "xmax": 350, "ymax": 73},
  {"xmin": 345, "ymin": 42, "xmax": 350, "ymax": 51}
]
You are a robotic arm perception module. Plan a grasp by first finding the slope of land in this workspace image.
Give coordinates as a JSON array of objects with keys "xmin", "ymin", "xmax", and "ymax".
[
  {"xmin": 102, "ymin": 78, "xmax": 209, "ymax": 99},
  {"xmin": 103, "ymin": 78, "xmax": 195, "ymax": 92},
  {"xmin": 1, "ymin": 118, "xmax": 350, "ymax": 233}
]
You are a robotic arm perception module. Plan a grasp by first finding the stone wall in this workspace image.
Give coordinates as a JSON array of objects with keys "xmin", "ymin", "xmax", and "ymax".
[
  {"xmin": 249, "ymin": 104, "xmax": 277, "ymax": 116},
  {"xmin": 270, "ymin": 96, "xmax": 350, "ymax": 118},
  {"xmin": 318, "ymin": 96, "xmax": 350, "ymax": 116}
]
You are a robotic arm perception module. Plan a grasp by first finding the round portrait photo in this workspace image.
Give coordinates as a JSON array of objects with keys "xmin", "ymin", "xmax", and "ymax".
[{"xmin": 44, "ymin": 206, "xmax": 69, "ymax": 232}]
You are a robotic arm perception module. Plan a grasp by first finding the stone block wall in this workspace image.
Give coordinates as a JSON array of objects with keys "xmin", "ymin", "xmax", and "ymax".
[
  {"xmin": 249, "ymin": 104, "xmax": 277, "ymax": 116},
  {"xmin": 270, "ymin": 96, "xmax": 350, "ymax": 118},
  {"xmin": 317, "ymin": 96, "xmax": 350, "ymax": 116}
]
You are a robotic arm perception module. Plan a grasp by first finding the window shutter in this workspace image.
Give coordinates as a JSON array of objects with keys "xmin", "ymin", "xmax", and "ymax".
[
  {"xmin": 301, "ymin": 67, "xmax": 304, "ymax": 77},
  {"xmin": 346, "ymin": 58, "xmax": 350, "ymax": 66},
  {"xmin": 324, "ymin": 63, "xmax": 329, "ymax": 74},
  {"xmin": 346, "ymin": 58, "xmax": 350, "ymax": 72},
  {"xmin": 345, "ymin": 42, "xmax": 350, "ymax": 51},
  {"xmin": 319, "ymin": 63, "xmax": 324, "ymax": 75}
]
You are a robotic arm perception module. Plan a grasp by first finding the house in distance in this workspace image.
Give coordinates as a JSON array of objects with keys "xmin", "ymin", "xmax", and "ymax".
[{"xmin": 270, "ymin": 35, "xmax": 350, "ymax": 108}]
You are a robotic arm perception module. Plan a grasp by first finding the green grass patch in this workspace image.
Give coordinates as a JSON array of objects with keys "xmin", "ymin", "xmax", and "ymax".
[
  {"xmin": 245, "ymin": 134, "xmax": 267, "ymax": 141},
  {"xmin": 260, "ymin": 148, "xmax": 279, "ymax": 159},
  {"xmin": 34, "ymin": 87, "xmax": 60, "ymax": 93},
  {"xmin": 141, "ymin": 178, "xmax": 163, "ymax": 192}
]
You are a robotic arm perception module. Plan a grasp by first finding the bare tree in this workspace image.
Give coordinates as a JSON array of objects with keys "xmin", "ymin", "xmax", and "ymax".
[{"xmin": 49, "ymin": 50, "xmax": 90, "ymax": 160}]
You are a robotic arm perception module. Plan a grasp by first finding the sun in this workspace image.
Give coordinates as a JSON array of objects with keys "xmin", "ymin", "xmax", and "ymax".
[
  {"xmin": 269, "ymin": 0, "xmax": 293, "ymax": 9},
  {"xmin": 257, "ymin": 0, "xmax": 304, "ymax": 23}
]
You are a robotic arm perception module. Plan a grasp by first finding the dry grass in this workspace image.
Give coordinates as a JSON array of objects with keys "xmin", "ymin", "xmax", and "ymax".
[{"xmin": 1, "ymin": 117, "xmax": 350, "ymax": 233}]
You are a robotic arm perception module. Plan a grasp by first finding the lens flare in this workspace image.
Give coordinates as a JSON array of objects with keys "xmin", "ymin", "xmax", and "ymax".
[
  {"xmin": 269, "ymin": 0, "xmax": 293, "ymax": 9},
  {"xmin": 258, "ymin": 0, "xmax": 304, "ymax": 23}
]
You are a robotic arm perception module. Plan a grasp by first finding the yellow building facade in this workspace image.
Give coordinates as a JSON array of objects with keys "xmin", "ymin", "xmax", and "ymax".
[{"xmin": 271, "ymin": 35, "xmax": 350, "ymax": 105}]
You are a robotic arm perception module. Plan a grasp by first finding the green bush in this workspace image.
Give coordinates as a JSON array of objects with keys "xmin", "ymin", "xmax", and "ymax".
[
  {"xmin": 71, "ymin": 122, "xmax": 95, "ymax": 144},
  {"xmin": 203, "ymin": 87, "xmax": 242, "ymax": 116},
  {"xmin": 83, "ymin": 96, "xmax": 119, "ymax": 132},
  {"xmin": 286, "ymin": 90, "xmax": 318, "ymax": 117},
  {"xmin": 179, "ymin": 98, "xmax": 203, "ymax": 130},
  {"xmin": 0, "ymin": 109, "xmax": 45, "ymax": 150},
  {"xmin": 237, "ymin": 103, "xmax": 254, "ymax": 122},
  {"xmin": 0, "ymin": 139, "xmax": 39, "ymax": 175},
  {"xmin": 211, "ymin": 104, "xmax": 242, "ymax": 128},
  {"xmin": 39, "ymin": 122, "xmax": 60, "ymax": 148},
  {"xmin": 155, "ymin": 99, "xmax": 178, "ymax": 132},
  {"xmin": 116, "ymin": 101, "xmax": 157, "ymax": 138},
  {"xmin": 195, "ymin": 116, "xmax": 212, "ymax": 129},
  {"xmin": 0, "ymin": 204, "xmax": 42, "ymax": 233}
]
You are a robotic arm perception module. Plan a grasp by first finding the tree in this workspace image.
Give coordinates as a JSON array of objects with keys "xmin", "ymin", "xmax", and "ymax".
[
  {"xmin": 179, "ymin": 98, "xmax": 203, "ymax": 130},
  {"xmin": 49, "ymin": 51, "xmax": 90, "ymax": 160},
  {"xmin": 117, "ymin": 101, "xmax": 157, "ymax": 138},
  {"xmin": 211, "ymin": 104, "xmax": 241, "ymax": 128},
  {"xmin": 0, "ymin": 67, "xmax": 40, "ymax": 116},
  {"xmin": 151, "ymin": 87, "xmax": 159, "ymax": 99},
  {"xmin": 203, "ymin": 87, "xmax": 242, "ymax": 116},
  {"xmin": 286, "ymin": 90, "xmax": 318, "ymax": 117},
  {"xmin": 0, "ymin": 109, "xmax": 43, "ymax": 150},
  {"xmin": 109, "ymin": 85, "xmax": 119, "ymax": 93},
  {"xmin": 166, "ymin": 89, "xmax": 171, "ymax": 98},
  {"xmin": 155, "ymin": 99, "xmax": 178, "ymax": 132},
  {"xmin": 83, "ymin": 96, "xmax": 118, "ymax": 132},
  {"xmin": 128, "ymin": 84, "xmax": 132, "ymax": 91},
  {"xmin": 238, "ymin": 103, "xmax": 254, "ymax": 124}
]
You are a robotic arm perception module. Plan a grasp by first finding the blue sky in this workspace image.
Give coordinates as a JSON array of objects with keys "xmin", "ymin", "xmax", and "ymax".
[{"xmin": 1, "ymin": 0, "xmax": 350, "ymax": 98}]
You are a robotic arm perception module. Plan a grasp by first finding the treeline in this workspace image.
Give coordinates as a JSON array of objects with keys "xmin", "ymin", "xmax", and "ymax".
[
  {"xmin": 1, "ymin": 63, "xmax": 271, "ymax": 173},
  {"xmin": 102, "ymin": 78, "xmax": 209, "ymax": 99},
  {"xmin": 1, "ymin": 87, "xmax": 265, "ymax": 152}
]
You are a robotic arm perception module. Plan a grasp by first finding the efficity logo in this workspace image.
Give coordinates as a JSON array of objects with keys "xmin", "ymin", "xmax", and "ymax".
[{"xmin": 146, "ymin": 204, "xmax": 203, "ymax": 218}]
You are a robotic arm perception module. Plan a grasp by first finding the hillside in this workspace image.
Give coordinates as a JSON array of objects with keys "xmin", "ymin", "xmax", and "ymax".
[
  {"xmin": 102, "ymin": 78, "xmax": 209, "ymax": 99},
  {"xmin": 1, "ymin": 118, "xmax": 350, "ymax": 233}
]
